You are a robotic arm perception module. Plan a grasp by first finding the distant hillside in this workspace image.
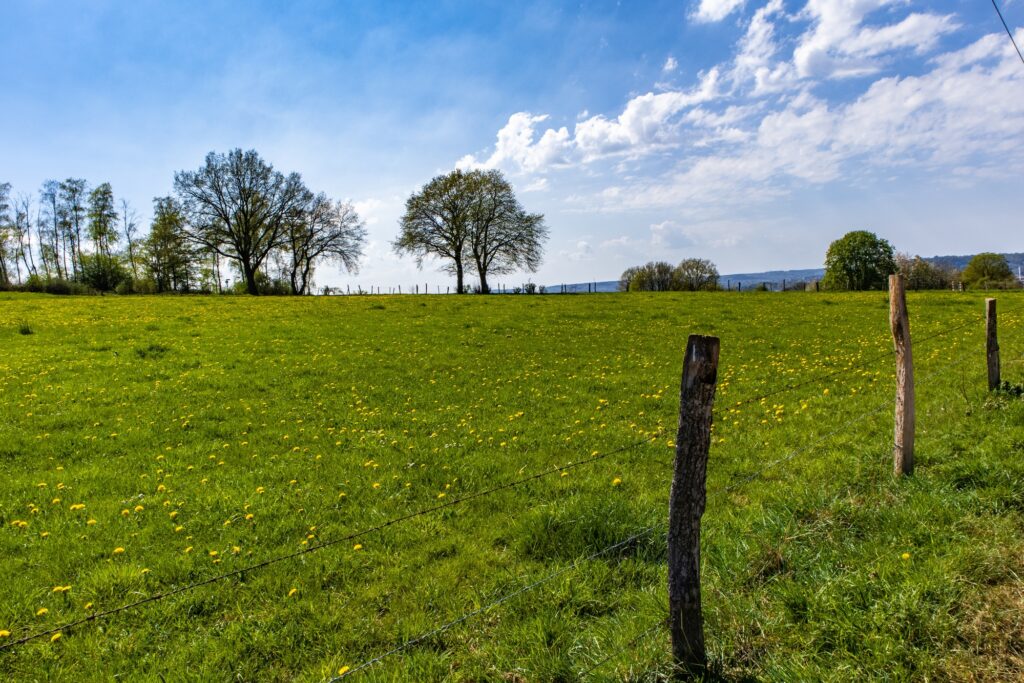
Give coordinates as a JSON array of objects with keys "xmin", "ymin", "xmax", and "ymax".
[{"xmin": 546, "ymin": 252, "xmax": 1024, "ymax": 293}]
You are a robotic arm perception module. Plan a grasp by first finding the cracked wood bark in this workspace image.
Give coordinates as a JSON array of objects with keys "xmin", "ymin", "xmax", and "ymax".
[
  {"xmin": 890, "ymin": 274, "xmax": 915, "ymax": 476},
  {"xmin": 668, "ymin": 334, "xmax": 719, "ymax": 678}
]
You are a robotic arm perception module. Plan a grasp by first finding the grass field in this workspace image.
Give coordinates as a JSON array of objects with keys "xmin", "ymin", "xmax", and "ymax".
[{"xmin": 1, "ymin": 290, "xmax": 1023, "ymax": 681}]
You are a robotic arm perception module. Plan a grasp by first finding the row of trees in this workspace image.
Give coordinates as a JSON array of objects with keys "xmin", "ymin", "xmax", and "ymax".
[
  {"xmin": 616, "ymin": 232, "xmax": 1019, "ymax": 295},
  {"xmin": 0, "ymin": 151, "xmax": 367, "ymax": 295},
  {"xmin": 2, "ymin": 156, "xmax": 550, "ymax": 296},
  {"xmin": 619, "ymin": 259, "xmax": 720, "ymax": 292},
  {"xmin": 823, "ymin": 231, "xmax": 1020, "ymax": 291}
]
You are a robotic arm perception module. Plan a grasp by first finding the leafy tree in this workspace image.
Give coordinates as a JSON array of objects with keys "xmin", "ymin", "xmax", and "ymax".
[
  {"xmin": 88, "ymin": 183, "xmax": 119, "ymax": 257},
  {"xmin": 284, "ymin": 192, "xmax": 366, "ymax": 295},
  {"xmin": 822, "ymin": 230, "xmax": 896, "ymax": 291},
  {"xmin": 173, "ymin": 149, "xmax": 307, "ymax": 295},
  {"xmin": 620, "ymin": 261, "xmax": 676, "ymax": 291},
  {"xmin": 59, "ymin": 178, "xmax": 88, "ymax": 278},
  {"xmin": 673, "ymin": 258, "xmax": 719, "ymax": 291},
  {"xmin": 394, "ymin": 170, "xmax": 475, "ymax": 293},
  {"xmin": 962, "ymin": 252, "xmax": 1014, "ymax": 289},
  {"xmin": 145, "ymin": 197, "xmax": 195, "ymax": 293},
  {"xmin": 464, "ymin": 170, "xmax": 547, "ymax": 293}
]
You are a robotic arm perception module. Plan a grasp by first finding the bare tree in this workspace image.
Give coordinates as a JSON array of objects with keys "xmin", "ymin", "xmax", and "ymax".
[
  {"xmin": 466, "ymin": 170, "xmax": 547, "ymax": 294},
  {"xmin": 285, "ymin": 192, "xmax": 365, "ymax": 295},
  {"xmin": 173, "ymin": 149, "xmax": 307, "ymax": 295},
  {"xmin": 121, "ymin": 199, "xmax": 140, "ymax": 280},
  {"xmin": 394, "ymin": 170, "xmax": 476, "ymax": 293},
  {"xmin": 14, "ymin": 194, "xmax": 37, "ymax": 282},
  {"xmin": 0, "ymin": 183, "xmax": 11, "ymax": 285}
]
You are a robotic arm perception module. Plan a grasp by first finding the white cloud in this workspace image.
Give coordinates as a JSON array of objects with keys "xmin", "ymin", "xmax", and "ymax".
[
  {"xmin": 663, "ymin": 56, "xmax": 679, "ymax": 72},
  {"xmin": 692, "ymin": 0, "xmax": 746, "ymax": 23},
  {"xmin": 457, "ymin": 112, "xmax": 572, "ymax": 172},
  {"xmin": 352, "ymin": 198, "xmax": 384, "ymax": 225},
  {"xmin": 793, "ymin": 1, "xmax": 958, "ymax": 79}
]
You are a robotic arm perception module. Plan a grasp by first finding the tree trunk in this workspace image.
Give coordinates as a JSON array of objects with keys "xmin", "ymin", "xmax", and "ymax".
[
  {"xmin": 455, "ymin": 260, "xmax": 465, "ymax": 294},
  {"xmin": 478, "ymin": 269, "xmax": 489, "ymax": 294},
  {"xmin": 244, "ymin": 263, "xmax": 259, "ymax": 295}
]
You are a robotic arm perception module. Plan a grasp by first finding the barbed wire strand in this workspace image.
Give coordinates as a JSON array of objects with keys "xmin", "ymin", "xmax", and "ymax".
[
  {"xmin": 330, "ymin": 526, "xmax": 661, "ymax": 680},
  {"xmin": 577, "ymin": 621, "xmax": 664, "ymax": 678},
  {"xmin": 0, "ymin": 434, "xmax": 661, "ymax": 652}
]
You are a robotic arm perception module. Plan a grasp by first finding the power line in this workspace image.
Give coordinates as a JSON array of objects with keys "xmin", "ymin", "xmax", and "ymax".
[
  {"xmin": 0, "ymin": 434, "xmax": 660, "ymax": 651},
  {"xmin": 992, "ymin": 0, "xmax": 1024, "ymax": 66}
]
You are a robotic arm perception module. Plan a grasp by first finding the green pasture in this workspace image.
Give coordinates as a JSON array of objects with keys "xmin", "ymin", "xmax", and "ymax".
[{"xmin": 0, "ymin": 291, "xmax": 1022, "ymax": 681}]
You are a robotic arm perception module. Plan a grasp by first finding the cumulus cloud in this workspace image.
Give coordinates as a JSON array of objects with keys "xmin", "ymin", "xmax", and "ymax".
[
  {"xmin": 461, "ymin": 68, "xmax": 720, "ymax": 173},
  {"xmin": 663, "ymin": 56, "xmax": 679, "ymax": 72},
  {"xmin": 692, "ymin": 0, "xmax": 746, "ymax": 23}
]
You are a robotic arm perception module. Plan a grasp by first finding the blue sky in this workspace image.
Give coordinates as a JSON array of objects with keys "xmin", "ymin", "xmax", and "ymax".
[{"xmin": 2, "ymin": 0, "xmax": 1022, "ymax": 289}]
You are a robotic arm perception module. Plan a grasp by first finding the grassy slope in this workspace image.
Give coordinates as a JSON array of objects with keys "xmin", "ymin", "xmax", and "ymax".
[{"xmin": 0, "ymin": 291, "xmax": 1022, "ymax": 681}]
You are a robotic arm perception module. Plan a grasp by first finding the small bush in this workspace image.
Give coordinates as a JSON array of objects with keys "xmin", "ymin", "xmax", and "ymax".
[{"xmin": 18, "ymin": 322, "xmax": 33, "ymax": 335}]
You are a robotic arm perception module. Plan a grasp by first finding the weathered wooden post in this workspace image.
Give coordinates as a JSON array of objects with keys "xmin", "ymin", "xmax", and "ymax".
[
  {"xmin": 668, "ymin": 334, "xmax": 719, "ymax": 678},
  {"xmin": 889, "ymin": 274, "xmax": 915, "ymax": 476},
  {"xmin": 987, "ymin": 298, "xmax": 1000, "ymax": 391}
]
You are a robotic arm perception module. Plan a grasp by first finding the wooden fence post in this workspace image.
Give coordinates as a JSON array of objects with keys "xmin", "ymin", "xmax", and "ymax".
[
  {"xmin": 668, "ymin": 334, "xmax": 719, "ymax": 678},
  {"xmin": 987, "ymin": 298, "xmax": 1000, "ymax": 391},
  {"xmin": 889, "ymin": 274, "xmax": 914, "ymax": 476}
]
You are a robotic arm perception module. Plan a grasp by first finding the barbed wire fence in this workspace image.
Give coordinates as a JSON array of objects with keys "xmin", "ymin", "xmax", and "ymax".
[{"xmin": 0, "ymin": 285, "xmax": 1021, "ymax": 680}]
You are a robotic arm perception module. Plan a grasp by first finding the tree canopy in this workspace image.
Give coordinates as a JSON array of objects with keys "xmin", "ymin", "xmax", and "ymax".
[
  {"xmin": 394, "ymin": 169, "xmax": 547, "ymax": 293},
  {"xmin": 822, "ymin": 230, "xmax": 896, "ymax": 291},
  {"xmin": 619, "ymin": 259, "xmax": 719, "ymax": 292},
  {"xmin": 173, "ymin": 149, "xmax": 308, "ymax": 295},
  {"xmin": 962, "ymin": 252, "xmax": 1015, "ymax": 289}
]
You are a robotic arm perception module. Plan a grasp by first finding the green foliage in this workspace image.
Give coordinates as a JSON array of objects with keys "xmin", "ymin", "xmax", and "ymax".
[
  {"xmin": 823, "ymin": 230, "xmax": 897, "ymax": 291},
  {"xmin": 962, "ymin": 252, "xmax": 1016, "ymax": 289},
  {"xmin": 620, "ymin": 258, "xmax": 719, "ymax": 291},
  {"xmin": 0, "ymin": 291, "xmax": 1022, "ymax": 680},
  {"xmin": 79, "ymin": 253, "xmax": 128, "ymax": 292}
]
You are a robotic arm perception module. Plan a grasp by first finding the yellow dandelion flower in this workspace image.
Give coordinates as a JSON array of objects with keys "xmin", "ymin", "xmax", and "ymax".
[
  {"xmin": 174, "ymin": 525, "xmax": 184, "ymax": 532},
  {"xmin": 69, "ymin": 503, "xmax": 85, "ymax": 511},
  {"xmin": 84, "ymin": 603, "xmax": 93, "ymax": 610},
  {"xmin": 50, "ymin": 633, "xmax": 61, "ymax": 643},
  {"xmin": 36, "ymin": 608, "xmax": 48, "ymax": 616},
  {"xmin": 121, "ymin": 509, "xmax": 130, "ymax": 516},
  {"xmin": 353, "ymin": 544, "xmax": 363, "ymax": 551},
  {"xmin": 901, "ymin": 552, "xmax": 911, "ymax": 560},
  {"xmin": 255, "ymin": 486, "xmax": 265, "ymax": 494},
  {"xmin": 184, "ymin": 547, "xmax": 193, "ymax": 554},
  {"xmin": 612, "ymin": 477, "xmax": 622, "ymax": 486},
  {"xmin": 287, "ymin": 588, "xmax": 298, "ymax": 597},
  {"xmin": 338, "ymin": 666, "xmax": 350, "ymax": 675},
  {"xmin": 87, "ymin": 519, "xmax": 97, "ymax": 526},
  {"xmin": 133, "ymin": 505, "xmax": 144, "ymax": 513},
  {"xmin": 208, "ymin": 550, "xmax": 218, "ymax": 557},
  {"xmin": 0, "ymin": 630, "xmax": 10, "ymax": 637},
  {"xmin": 52, "ymin": 585, "xmax": 71, "ymax": 593},
  {"xmin": 112, "ymin": 547, "xmax": 125, "ymax": 555}
]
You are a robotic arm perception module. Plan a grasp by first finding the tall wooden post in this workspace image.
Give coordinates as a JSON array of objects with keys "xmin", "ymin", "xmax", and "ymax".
[
  {"xmin": 987, "ymin": 298, "xmax": 1000, "ymax": 391},
  {"xmin": 668, "ymin": 334, "xmax": 719, "ymax": 678},
  {"xmin": 889, "ymin": 274, "xmax": 915, "ymax": 476}
]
